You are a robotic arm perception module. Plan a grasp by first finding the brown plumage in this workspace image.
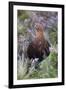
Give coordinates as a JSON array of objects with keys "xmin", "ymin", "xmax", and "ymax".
[{"xmin": 27, "ymin": 23, "xmax": 50, "ymax": 62}]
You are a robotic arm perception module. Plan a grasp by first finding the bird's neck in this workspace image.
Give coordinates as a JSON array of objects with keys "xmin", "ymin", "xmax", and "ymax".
[{"xmin": 35, "ymin": 31, "xmax": 44, "ymax": 41}]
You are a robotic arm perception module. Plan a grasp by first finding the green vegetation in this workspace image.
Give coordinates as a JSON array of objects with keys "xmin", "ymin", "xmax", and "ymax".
[
  {"xmin": 17, "ymin": 25, "xmax": 27, "ymax": 36},
  {"xmin": 17, "ymin": 52, "xmax": 58, "ymax": 79},
  {"xmin": 17, "ymin": 10, "xmax": 58, "ymax": 80},
  {"xmin": 18, "ymin": 10, "xmax": 29, "ymax": 20},
  {"xmin": 49, "ymin": 27, "xmax": 57, "ymax": 47}
]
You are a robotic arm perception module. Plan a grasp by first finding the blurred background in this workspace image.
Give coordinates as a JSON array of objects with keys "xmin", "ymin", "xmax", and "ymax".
[{"xmin": 17, "ymin": 10, "xmax": 58, "ymax": 80}]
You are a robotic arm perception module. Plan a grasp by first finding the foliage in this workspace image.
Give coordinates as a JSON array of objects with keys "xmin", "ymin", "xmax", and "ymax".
[
  {"xmin": 17, "ymin": 25, "xmax": 27, "ymax": 36},
  {"xmin": 17, "ymin": 52, "xmax": 58, "ymax": 79},
  {"xmin": 49, "ymin": 27, "xmax": 57, "ymax": 47},
  {"xmin": 17, "ymin": 10, "xmax": 58, "ymax": 80},
  {"xmin": 18, "ymin": 10, "xmax": 29, "ymax": 20}
]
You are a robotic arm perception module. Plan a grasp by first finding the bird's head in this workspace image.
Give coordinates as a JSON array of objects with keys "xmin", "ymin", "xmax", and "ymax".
[
  {"xmin": 34, "ymin": 23, "xmax": 44, "ymax": 39},
  {"xmin": 34, "ymin": 23, "xmax": 44, "ymax": 32}
]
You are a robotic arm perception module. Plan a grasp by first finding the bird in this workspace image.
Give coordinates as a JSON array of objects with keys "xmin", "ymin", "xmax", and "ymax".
[{"xmin": 27, "ymin": 23, "xmax": 50, "ymax": 68}]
